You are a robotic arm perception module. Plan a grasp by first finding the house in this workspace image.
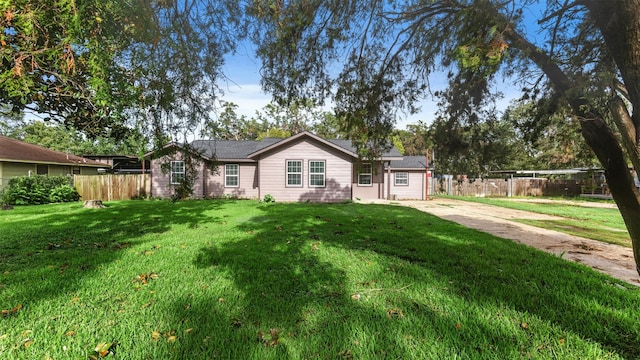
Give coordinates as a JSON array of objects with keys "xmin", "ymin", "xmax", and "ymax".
[
  {"xmin": 147, "ymin": 131, "xmax": 430, "ymax": 202},
  {"xmin": 0, "ymin": 135, "xmax": 106, "ymax": 190}
]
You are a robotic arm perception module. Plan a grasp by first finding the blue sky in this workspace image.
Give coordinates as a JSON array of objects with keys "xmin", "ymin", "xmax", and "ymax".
[
  {"xmin": 218, "ymin": 45, "xmax": 520, "ymax": 131},
  {"xmin": 215, "ymin": 2, "xmax": 549, "ymax": 131}
]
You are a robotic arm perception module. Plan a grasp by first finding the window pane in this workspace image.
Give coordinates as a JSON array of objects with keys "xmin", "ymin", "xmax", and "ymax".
[
  {"xmin": 226, "ymin": 164, "xmax": 238, "ymax": 175},
  {"xmin": 359, "ymin": 174, "xmax": 372, "ymax": 185},
  {"xmin": 288, "ymin": 173, "xmax": 301, "ymax": 185},
  {"xmin": 171, "ymin": 161, "xmax": 185, "ymax": 184},
  {"xmin": 395, "ymin": 172, "xmax": 408, "ymax": 185}
]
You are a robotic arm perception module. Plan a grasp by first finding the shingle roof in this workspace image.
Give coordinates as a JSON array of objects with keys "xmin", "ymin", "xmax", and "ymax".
[
  {"xmin": 325, "ymin": 139, "xmax": 403, "ymax": 157},
  {"xmin": 0, "ymin": 136, "xmax": 105, "ymax": 167},
  {"xmin": 190, "ymin": 133, "xmax": 402, "ymax": 160},
  {"xmin": 190, "ymin": 138, "xmax": 281, "ymax": 160},
  {"xmin": 388, "ymin": 156, "xmax": 427, "ymax": 169}
]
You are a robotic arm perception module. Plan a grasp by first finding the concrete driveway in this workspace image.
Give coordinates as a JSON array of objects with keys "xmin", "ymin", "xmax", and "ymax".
[{"xmin": 366, "ymin": 197, "xmax": 639, "ymax": 286}]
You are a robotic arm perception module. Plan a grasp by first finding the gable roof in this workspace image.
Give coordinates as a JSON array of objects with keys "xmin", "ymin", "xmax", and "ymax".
[
  {"xmin": 0, "ymin": 136, "xmax": 105, "ymax": 167},
  {"xmin": 247, "ymin": 131, "xmax": 403, "ymax": 160},
  {"xmin": 388, "ymin": 156, "xmax": 428, "ymax": 170},
  {"xmin": 146, "ymin": 132, "xmax": 404, "ymax": 162},
  {"xmin": 191, "ymin": 138, "xmax": 281, "ymax": 161}
]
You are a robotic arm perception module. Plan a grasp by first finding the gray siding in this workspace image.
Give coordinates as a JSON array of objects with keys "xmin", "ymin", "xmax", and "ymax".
[
  {"xmin": 206, "ymin": 163, "xmax": 258, "ymax": 199},
  {"xmin": 150, "ymin": 154, "xmax": 205, "ymax": 199},
  {"xmin": 352, "ymin": 162, "xmax": 385, "ymax": 200},
  {"xmin": 257, "ymin": 138, "xmax": 353, "ymax": 202},
  {"xmin": 389, "ymin": 171, "xmax": 425, "ymax": 200}
]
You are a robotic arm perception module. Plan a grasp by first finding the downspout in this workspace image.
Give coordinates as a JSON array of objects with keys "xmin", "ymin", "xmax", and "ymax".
[
  {"xmin": 387, "ymin": 161, "xmax": 391, "ymax": 200},
  {"xmin": 425, "ymin": 149, "xmax": 429, "ymax": 201}
]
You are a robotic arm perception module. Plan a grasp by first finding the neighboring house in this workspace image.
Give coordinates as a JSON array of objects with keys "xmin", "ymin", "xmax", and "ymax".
[
  {"xmin": 147, "ymin": 131, "xmax": 430, "ymax": 202},
  {"xmin": 83, "ymin": 155, "xmax": 150, "ymax": 174},
  {"xmin": 0, "ymin": 135, "xmax": 105, "ymax": 190}
]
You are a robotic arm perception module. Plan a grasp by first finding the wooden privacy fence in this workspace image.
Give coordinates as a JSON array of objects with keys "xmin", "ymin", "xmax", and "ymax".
[
  {"xmin": 435, "ymin": 178, "xmax": 593, "ymax": 197},
  {"xmin": 74, "ymin": 174, "xmax": 150, "ymax": 201}
]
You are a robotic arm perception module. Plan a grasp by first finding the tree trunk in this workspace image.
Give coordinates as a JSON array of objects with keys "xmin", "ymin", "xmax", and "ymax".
[
  {"xmin": 579, "ymin": 117, "xmax": 640, "ymax": 275},
  {"xmin": 83, "ymin": 200, "xmax": 105, "ymax": 209},
  {"xmin": 493, "ymin": 1, "xmax": 640, "ymax": 275}
]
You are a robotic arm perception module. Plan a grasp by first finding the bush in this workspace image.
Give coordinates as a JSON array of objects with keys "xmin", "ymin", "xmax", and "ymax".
[
  {"xmin": 262, "ymin": 194, "xmax": 275, "ymax": 203},
  {"xmin": 0, "ymin": 175, "xmax": 80, "ymax": 205},
  {"xmin": 49, "ymin": 184, "xmax": 81, "ymax": 203}
]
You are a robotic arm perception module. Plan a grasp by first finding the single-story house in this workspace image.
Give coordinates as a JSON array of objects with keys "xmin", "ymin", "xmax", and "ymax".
[
  {"xmin": 0, "ymin": 135, "xmax": 105, "ymax": 190},
  {"xmin": 147, "ymin": 131, "xmax": 430, "ymax": 202}
]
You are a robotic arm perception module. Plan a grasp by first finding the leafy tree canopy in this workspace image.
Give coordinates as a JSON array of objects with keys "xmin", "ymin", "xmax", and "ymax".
[
  {"xmin": 1, "ymin": 0, "xmax": 240, "ymax": 142},
  {"xmin": 245, "ymin": 0, "xmax": 640, "ymax": 274}
]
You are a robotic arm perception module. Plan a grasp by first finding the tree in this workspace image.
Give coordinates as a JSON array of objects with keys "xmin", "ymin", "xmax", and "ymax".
[
  {"xmin": 504, "ymin": 101, "xmax": 599, "ymax": 170},
  {"xmin": 246, "ymin": 0, "xmax": 640, "ymax": 275},
  {"xmin": 5, "ymin": 120, "xmax": 147, "ymax": 156},
  {"xmin": 1, "ymin": 0, "xmax": 240, "ymax": 142}
]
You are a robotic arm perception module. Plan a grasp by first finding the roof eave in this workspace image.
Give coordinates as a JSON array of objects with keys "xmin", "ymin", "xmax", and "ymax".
[{"xmin": 248, "ymin": 131, "xmax": 359, "ymax": 158}]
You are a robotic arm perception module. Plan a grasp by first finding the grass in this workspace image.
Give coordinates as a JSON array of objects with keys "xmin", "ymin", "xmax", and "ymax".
[
  {"xmin": 0, "ymin": 199, "xmax": 639, "ymax": 359},
  {"xmin": 446, "ymin": 196, "xmax": 631, "ymax": 247}
]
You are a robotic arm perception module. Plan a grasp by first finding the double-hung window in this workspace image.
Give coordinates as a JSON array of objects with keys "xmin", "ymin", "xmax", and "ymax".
[
  {"xmin": 358, "ymin": 163, "xmax": 372, "ymax": 186},
  {"xmin": 309, "ymin": 160, "xmax": 325, "ymax": 187},
  {"xmin": 170, "ymin": 161, "xmax": 185, "ymax": 184},
  {"xmin": 287, "ymin": 160, "xmax": 302, "ymax": 187},
  {"xmin": 225, "ymin": 164, "xmax": 239, "ymax": 187},
  {"xmin": 395, "ymin": 172, "xmax": 409, "ymax": 186}
]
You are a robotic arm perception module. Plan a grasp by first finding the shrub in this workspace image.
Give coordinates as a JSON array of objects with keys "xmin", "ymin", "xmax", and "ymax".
[
  {"xmin": 49, "ymin": 184, "xmax": 81, "ymax": 203},
  {"xmin": 262, "ymin": 194, "xmax": 275, "ymax": 203},
  {"xmin": 0, "ymin": 175, "xmax": 79, "ymax": 205}
]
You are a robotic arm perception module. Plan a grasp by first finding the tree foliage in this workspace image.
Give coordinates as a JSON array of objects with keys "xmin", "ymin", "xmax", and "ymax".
[
  {"xmin": 246, "ymin": 0, "xmax": 640, "ymax": 274},
  {"xmin": 1, "ymin": 0, "xmax": 240, "ymax": 142}
]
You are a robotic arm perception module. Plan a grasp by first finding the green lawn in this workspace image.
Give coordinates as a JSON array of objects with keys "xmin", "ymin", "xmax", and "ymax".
[
  {"xmin": 446, "ymin": 197, "xmax": 631, "ymax": 247},
  {"xmin": 1, "ymin": 200, "xmax": 639, "ymax": 359}
]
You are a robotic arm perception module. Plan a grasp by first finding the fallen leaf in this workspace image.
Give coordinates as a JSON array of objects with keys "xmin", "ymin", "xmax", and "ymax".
[
  {"xmin": 520, "ymin": 322, "xmax": 529, "ymax": 330},
  {"xmin": 218, "ymin": 298, "xmax": 225, "ymax": 303},
  {"xmin": 184, "ymin": 328, "xmax": 193, "ymax": 334},
  {"xmin": 386, "ymin": 307, "xmax": 404, "ymax": 319},
  {"xmin": 64, "ymin": 331, "xmax": 76, "ymax": 337},
  {"xmin": 455, "ymin": 323, "xmax": 462, "ymax": 330},
  {"xmin": 23, "ymin": 338, "xmax": 33, "ymax": 348},
  {"xmin": 558, "ymin": 337, "xmax": 565, "ymax": 345},
  {"xmin": 350, "ymin": 294, "xmax": 361, "ymax": 301},
  {"xmin": 1, "ymin": 304, "xmax": 22, "ymax": 317},
  {"xmin": 257, "ymin": 328, "xmax": 280, "ymax": 347},
  {"xmin": 151, "ymin": 331, "xmax": 161, "ymax": 341},
  {"xmin": 166, "ymin": 335, "xmax": 177, "ymax": 343},
  {"xmin": 91, "ymin": 341, "xmax": 116, "ymax": 358}
]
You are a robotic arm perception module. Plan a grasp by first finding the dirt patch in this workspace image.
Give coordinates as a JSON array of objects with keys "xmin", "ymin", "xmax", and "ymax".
[{"xmin": 367, "ymin": 198, "xmax": 639, "ymax": 286}]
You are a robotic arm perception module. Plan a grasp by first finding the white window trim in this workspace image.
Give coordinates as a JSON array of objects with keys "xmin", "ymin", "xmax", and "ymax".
[
  {"xmin": 395, "ymin": 172, "xmax": 409, "ymax": 186},
  {"xmin": 225, "ymin": 164, "xmax": 239, "ymax": 188},
  {"xmin": 170, "ymin": 161, "xmax": 185, "ymax": 185},
  {"xmin": 286, "ymin": 160, "xmax": 303, "ymax": 187},
  {"xmin": 358, "ymin": 163, "xmax": 373, "ymax": 186},
  {"xmin": 308, "ymin": 160, "xmax": 326, "ymax": 188}
]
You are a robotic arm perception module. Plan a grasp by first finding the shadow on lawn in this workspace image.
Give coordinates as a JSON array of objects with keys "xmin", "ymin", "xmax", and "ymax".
[
  {"xmin": 187, "ymin": 202, "xmax": 639, "ymax": 359},
  {"xmin": 0, "ymin": 200, "xmax": 223, "ymax": 309}
]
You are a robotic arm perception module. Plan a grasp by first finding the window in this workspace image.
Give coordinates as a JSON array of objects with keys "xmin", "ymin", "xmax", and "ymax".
[
  {"xmin": 395, "ymin": 172, "xmax": 409, "ymax": 186},
  {"xmin": 309, "ymin": 160, "xmax": 325, "ymax": 187},
  {"xmin": 170, "ymin": 161, "xmax": 185, "ymax": 184},
  {"xmin": 358, "ymin": 163, "xmax": 372, "ymax": 186},
  {"xmin": 225, "ymin": 164, "xmax": 239, "ymax": 187},
  {"xmin": 287, "ymin": 160, "xmax": 302, "ymax": 186},
  {"xmin": 72, "ymin": 166, "xmax": 81, "ymax": 175},
  {"xmin": 36, "ymin": 164, "xmax": 48, "ymax": 175}
]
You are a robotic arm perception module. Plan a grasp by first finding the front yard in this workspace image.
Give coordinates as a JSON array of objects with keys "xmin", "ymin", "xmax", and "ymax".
[{"xmin": 0, "ymin": 200, "xmax": 638, "ymax": 359}]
